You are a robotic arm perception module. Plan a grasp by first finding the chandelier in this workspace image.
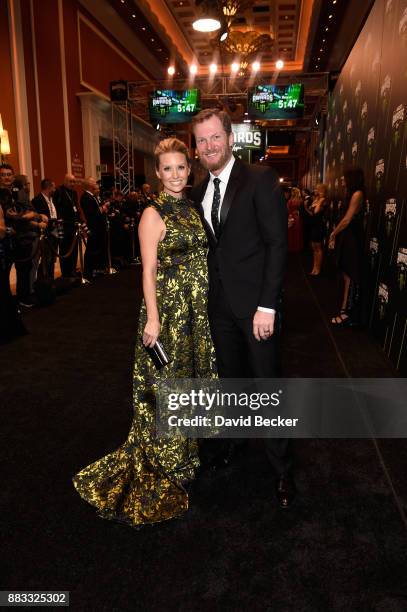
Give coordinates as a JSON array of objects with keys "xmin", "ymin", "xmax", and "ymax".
[{"xmin": 222, "ymin": 30, "xmax": 273, "ymax": 75}]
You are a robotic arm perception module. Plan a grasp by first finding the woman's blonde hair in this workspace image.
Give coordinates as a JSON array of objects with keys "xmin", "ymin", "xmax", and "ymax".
[
  {"xmin": 291, "ymin": 187, "xmax": 301, "ymax": 200},
  {"xmin": 154, "ymin": 138, "xmax": 190, "ymax": 170},
  {"xmin": 316, "ymin": 183, "xmax": 327, "ymax": 196}
]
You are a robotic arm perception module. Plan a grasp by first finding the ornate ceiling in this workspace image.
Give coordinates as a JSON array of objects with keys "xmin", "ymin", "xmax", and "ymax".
[{"xmin": 80, "ymin": 0, "xmax": 375, "ymax": 126}]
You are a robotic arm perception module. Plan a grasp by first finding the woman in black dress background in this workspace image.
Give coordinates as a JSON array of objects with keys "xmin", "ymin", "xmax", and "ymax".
[
  {"xmin": 328, "ymin": 167, "xmax": 365, "ymax": 326},
  {"xmin": 308, "ymin": 183, "xmax": 327, "ymax": 275}
]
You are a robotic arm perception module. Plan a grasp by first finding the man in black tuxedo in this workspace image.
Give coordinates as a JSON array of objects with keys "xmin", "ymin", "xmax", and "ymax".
[
  {"xmin": 54, "ymin": 174, "xmax": 80, "ymax": 279},
  {"xmin": 190, "ymin": 108, "xmax": 295, "ymax": 507},
  {"xmin": 80, "ymin": 177, "xmax": 108, "ymax": 280}
]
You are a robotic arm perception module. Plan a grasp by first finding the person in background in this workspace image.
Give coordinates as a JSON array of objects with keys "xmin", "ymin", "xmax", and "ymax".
[
  {"xmin": 307, "ymin": 183, "xmax": 327, "ymax": 276},
  {"xmin": 287, "ymin": 187, "xmax": 303, "ymax": 252},
  {"xmin": 6, "ymin": 174, "xmax": 46, "ymax": 307},
  {"xmin": 80, "ymin": 177, "xmax": 108, "ymax": 280},
  {"xmin": 54, "ymin": 174, "xmax": 80, "ymax": 279},
  {"xmin": 300, "ymin": 188, "xmax": 313, "ymax": 248},
  {"xmin": 0, "ymin": 189, "xmax": 27, "ymax": 342},
  {"xmin": 32, "ymin": 179, "xmax": 58, "ymax": 281},
  {"xmin": 328, "ymin": 167, "xmax": 365, "ymax": 327}
]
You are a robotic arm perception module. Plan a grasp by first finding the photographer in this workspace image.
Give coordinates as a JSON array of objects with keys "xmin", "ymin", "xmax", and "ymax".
[{"xmin": 1, "ymin": 169, "xmax": 45, "ymax": 308}]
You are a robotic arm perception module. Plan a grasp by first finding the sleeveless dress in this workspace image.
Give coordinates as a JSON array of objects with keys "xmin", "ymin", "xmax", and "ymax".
[
  {"xmin": 309, "ymin": 197, "xmax": 326, "ymax": 243},
  {"xmin": 335, "ymin": 199, "xmax": 365, "ymax": 283},
  {"xmin": 73, "ymin": 192, "xmax": 216, "ymax": 526},
  {"xmin": 287, "ymin": 198, "xmax": 303, "ymax": 252}
]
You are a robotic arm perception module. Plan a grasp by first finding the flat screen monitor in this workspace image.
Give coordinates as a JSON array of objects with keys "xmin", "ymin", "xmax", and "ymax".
[
  {"xmin": 149, "ymin": 89, "xmax": 200, "ymax": 124},
  {"xmin": 248, "ymin": 84, "xmax": 304, "ymax": 120}
]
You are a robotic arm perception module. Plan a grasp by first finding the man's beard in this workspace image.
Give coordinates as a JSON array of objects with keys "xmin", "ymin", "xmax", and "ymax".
[{"xmin": 200, "ymin": 147, "xmax": 232, "ymax": 172}]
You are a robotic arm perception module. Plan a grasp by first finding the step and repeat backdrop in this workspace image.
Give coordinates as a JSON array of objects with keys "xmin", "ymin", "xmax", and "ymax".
[{"xmin": 325, "ymin": 0, "xmax": 407, "ymax": 374}]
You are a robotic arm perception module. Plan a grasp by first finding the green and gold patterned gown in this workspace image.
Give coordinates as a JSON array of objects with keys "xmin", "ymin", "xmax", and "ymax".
[{"xmin": 73, "ymin": 192, "xmax": 216, "ymax": 526}]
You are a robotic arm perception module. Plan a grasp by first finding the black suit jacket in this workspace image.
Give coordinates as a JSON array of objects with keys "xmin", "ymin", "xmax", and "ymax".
[
  {"xmin": 80, "ymin": 192, "xmax": 105, "ymax": 232},
  {"xmin": 190, "ymin": 157, "xmax": 287, "ymax": 319},
  {"xmin": 32, "ymin": 193, "xmax": 55, "ymax": 220},
  {"xmin": 54, "ymin": 186, "xmax": 79, "ymax": 224}
]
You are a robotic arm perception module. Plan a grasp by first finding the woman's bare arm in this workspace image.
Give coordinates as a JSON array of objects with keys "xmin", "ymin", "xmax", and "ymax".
[
  {"xmin": 138, "ymin": 207, "xmax": 166, "ymax": 347},
  {"xmin": 330, "ymin": 191, "xmax": 363, "ymax": 239}
]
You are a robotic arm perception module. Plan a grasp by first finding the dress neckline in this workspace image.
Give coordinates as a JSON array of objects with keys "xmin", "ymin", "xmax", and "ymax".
[{"xmin": 158, "ymin": 191, "xmax": 189, "ymax": 207}]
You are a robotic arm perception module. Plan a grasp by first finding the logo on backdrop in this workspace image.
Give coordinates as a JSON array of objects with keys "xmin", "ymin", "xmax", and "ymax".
[
  {"xmin": 381, "ymin": 75, "xmax": 391, "ymax": 109},
  {"xmin": 352, "ymin": 142, "xmax": 358, "ymax": 160},
  {"xmin": 386, "ymin": 0, "xmax": 393, "ymax": 15},
  {"xmin": 361, "ymin": 101, "xmax": 368, "ymax": 122},
  {"xmin": 347, "ymin": 119, "xmax": 353, "ymax": 139},
  {"xmin": 372, "ymin": 52, "xmax": 380, "ymax": 74},
  {"xmin": 392, "ymin": 104, "xmax": 405, "ymax": 146},
  {"xmin": 340, "ymin": 151, "xmax": 345, "ymax": 165},
  {"xmin": 400, "ymin": 8, "xmax": 407, "ymax": 38},
  {"xmin": 342, "ymin": 100, "xmax": 348, "ymax": 117},
  {"xmin": 375, "ymin": 159, "xmax": 385, "ymax": 191},
  {"xmin": 337, "ymin": 131, "xmax": 342, "ymax": 144},
  {"xmin": 367, "ymin": 127, "xmax": 375, "ymax": 158},
  {"xmin": 378, "ymin": 283, "xmax": 389, "ymax": 320},
  {"xmin": 385, "ymin": 198, "xmax": 397, "ymax": 237},
  {"xmin": 363, "ymin": 199, "xmax": 371, "ymax": 230},
  {"xmin": 339, "ymin": 84, "xmax": 344, "ymax": 97},
  {"xmin": 369, "ymin": 237, "xmax": 379, "ymax": 270},
  {"xmin": 355, "ymin": 81, "xmax": 362, "ymax": 100},
  {"xmin": 397, "ymin": 248, "xmax": 407, "ymax": 291}
]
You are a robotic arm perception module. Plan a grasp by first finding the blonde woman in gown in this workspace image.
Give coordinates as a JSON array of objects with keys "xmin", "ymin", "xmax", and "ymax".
[{"xmin": 73, "ymin": 138, "xmax": 216, "ymax": 526}]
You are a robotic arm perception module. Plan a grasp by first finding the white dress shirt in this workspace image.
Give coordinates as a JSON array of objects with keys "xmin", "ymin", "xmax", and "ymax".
[
  {"xmin": 201, "ymin": 155, "xmax": 275, "ymax": 315},
  {"xmin": 42, "ymin": 193, "xmax": 57, "ymax": 219}
]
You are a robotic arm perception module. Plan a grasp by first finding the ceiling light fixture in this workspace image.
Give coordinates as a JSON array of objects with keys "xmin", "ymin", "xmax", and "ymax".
[
  {"xmin": 193, "ymin": 18, "xmax": 221, "ymax": 32},
  {"xmin": 276, "ymin": 59, "xmax": 284, "ymax": 70},
  {"xmin": 252, "ymin": 61, "xmax": 260, "ymax": 71},
  {"xmin": 167, "ymin": 66, "xmax": 175, "ymax": 75},
  {"xmin": 231, "ymin": 62, "xmax": 240, "ymax": 73},
  {"xmin": 190, "ymin": 64, "xmax": 198, "ymax": 74},
  {"xmin": 209, "ymin": 63, "xmax": 218, "ymax": 74},
  {"xmin": 220, "ymin": 27, "xmax": 228, "ymax": 42}
]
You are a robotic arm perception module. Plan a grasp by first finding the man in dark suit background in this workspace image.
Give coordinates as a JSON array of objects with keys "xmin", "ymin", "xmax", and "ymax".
[
  {"xmin": 54, "ymin": 173, "xmax": 80, "ymax": 279},
  {"xmin": 80, "ymin": 177, "xmax": 108, "ymax": 280},
  {"xmin": 191, "ymin": 108, "xmax": 295, "ymax": 507},
  {"xmin": 32, "ymin": 178, "xmax": 57, "ymax": 281}
]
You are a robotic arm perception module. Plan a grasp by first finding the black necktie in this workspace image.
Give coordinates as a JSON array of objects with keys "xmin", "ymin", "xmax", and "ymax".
[{"xmin": 211, "ymin": 177, "xmax": 221, "ymax": 239}]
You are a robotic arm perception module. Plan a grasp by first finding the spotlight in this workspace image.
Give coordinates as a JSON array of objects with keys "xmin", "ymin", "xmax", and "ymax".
[
  {"xmin": 279, "ymin": 178, "xmax": 284, "ymax": 183},
  {"xmin": 276, "ymin": 59, "xmax": 284, "ymax": 70},
  {"xmin": 190, "ymin": 64, "xmax": 198, "ymax": 75},
  {"xmin": 167, "ymin": 66, "xmax": 175, "ymax": 75},
  {"xmin": 252, "ymin": 61, "xmax": 260, "ymax": 71},
  {"xmin": 231, "ymin": 62, "xmax": 239, "ymax": 73},
  {"xmin": 209, "ymin": 63, "xmax": 218, "ymax": 74}
]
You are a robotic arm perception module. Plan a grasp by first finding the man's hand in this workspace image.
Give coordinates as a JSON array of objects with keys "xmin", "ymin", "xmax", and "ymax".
[{"xmin": 253, "ymin": 310, "xmax": 275, "ymax": 342}]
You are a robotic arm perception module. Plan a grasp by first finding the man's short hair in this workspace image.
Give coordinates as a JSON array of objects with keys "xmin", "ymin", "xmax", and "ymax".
[
  {"xmin": 191, "ymin": 108, "xmax": 232, "ymax": 136},
  {"xmin": 0, "ymin": 163, "xmax": 15, "ymax": 174},
  {"xmin": 41, "ymin": 178, "xmax": 54, "ymax": 190}
]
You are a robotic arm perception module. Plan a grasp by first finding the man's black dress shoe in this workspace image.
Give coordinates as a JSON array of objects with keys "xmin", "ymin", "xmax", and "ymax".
[{"xmin": 276, "ymin": 474, "xmax": 296, "ymax": 508}]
